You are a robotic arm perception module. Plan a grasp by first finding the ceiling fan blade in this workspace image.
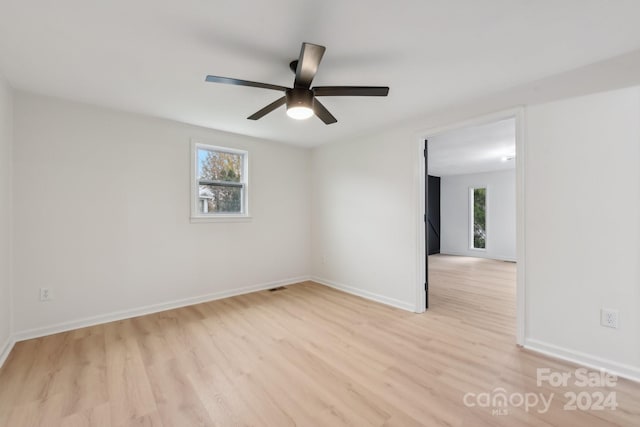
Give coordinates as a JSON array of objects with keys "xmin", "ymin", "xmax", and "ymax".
[
  {"xmin": 313, "ymin": 99, "xmax": 337, "ymax": 125},
  {"xmin": 294, "ymin": 43, "xmax": 326, "ymax": 89},
  {"xmin": 247, "ymin": 96, "xmax": 287, "ymax": 120},
  {"xmin": 206, "ymin": 75, "xmax": 288, "ymax": 92},
  {"xmin": 313, "ymin": 86, "xmax": 389, "ymax": 97}
]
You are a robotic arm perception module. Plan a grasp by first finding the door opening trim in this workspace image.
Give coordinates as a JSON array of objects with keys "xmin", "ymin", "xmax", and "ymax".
[{"xmin": 415, "ymin": 107, "xmax": 525, "ymax": 346}]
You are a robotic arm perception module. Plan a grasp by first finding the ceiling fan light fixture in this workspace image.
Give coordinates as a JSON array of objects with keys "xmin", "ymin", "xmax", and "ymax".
[
  {"xmin": 286, "ymin": 105, "xmax": 314, "ymax": 120},
  {"xmin": 286, "ymin": 88, "xmax": 314, "ymax": 120}
]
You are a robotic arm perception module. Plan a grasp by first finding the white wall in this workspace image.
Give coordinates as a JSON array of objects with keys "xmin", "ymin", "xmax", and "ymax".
[
  {"xmin": 525, "ymin": 88, "xmax": 640, "ymax": 373},
  {"xmin": 310, "ymin": 128, "xmax": 418, "ymax": 310},
  {"xmin": 0, "ymin": 76, "xmax": 12, "ymax": 358},
  {"xmin": 311, "ymin": 52, "xmax": 640, "ymax": 378},
  {"xmin": 440, "ymin": 170, "xmax": 516, "ymax": 261},
  {"xmin": 12, "ymin": 92, "xmax": 311, "ymax": 335}
]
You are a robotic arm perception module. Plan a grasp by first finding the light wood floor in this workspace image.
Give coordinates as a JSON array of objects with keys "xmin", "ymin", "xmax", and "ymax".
[{"xmin": 1, "ymin": 255, "xmax": 639, "ymax": 426}]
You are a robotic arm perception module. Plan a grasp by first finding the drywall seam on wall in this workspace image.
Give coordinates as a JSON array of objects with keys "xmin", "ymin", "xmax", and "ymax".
[
  {"xmin": 8, "ymin": 83, "xmax": 13, "ymax": 362},
  {"xmin": 0, "ymin": 75, "xmax": 13, "ymax": 363}
]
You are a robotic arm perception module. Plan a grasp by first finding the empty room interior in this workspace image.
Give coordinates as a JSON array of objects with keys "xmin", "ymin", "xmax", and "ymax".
[
  {"xmin": 426, "ymin": 117, "xmax": 518, "ymax": 340},
  {"xmin": 1, "ymin": 1, "xmax": 640, "ymax": 426}
]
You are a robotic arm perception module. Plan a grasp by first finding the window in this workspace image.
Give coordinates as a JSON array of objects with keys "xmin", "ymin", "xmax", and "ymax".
[
  {"xmin": 470, "ymin": 187, "xmax": 486, "ymax": 249},
  {"xmin": 191, "ymin": 142, "xmax": 249, "ymax": 220}
]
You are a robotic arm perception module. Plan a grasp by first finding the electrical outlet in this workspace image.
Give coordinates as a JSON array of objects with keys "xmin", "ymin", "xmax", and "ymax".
[
  {"xmin": 40, "ymin": 287, "xmax": 52, "ymax": 302},
  {"xmin": 601, "ymin": 308, "xmax": 619, "ymax": 329}
]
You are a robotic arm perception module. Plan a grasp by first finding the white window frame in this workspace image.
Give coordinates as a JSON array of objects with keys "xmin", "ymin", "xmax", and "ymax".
[
  {"xmin": 190, "ymin": 140, "xmax": 251, "ymax": 223},
  {"xmin": 469, "ymin": 186, "xmax": 488, "ymax": 251}
]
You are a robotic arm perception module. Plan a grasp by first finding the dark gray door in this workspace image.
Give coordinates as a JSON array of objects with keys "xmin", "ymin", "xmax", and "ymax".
[{"xmin": 428, "ymin": 175, "xmax": 441, "ymax": 255}]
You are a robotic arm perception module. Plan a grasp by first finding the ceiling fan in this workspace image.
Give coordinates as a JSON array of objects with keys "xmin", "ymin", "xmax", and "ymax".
[{"xmin": 205, "ymin": 42, "xmax": 389, "ymax": 125}]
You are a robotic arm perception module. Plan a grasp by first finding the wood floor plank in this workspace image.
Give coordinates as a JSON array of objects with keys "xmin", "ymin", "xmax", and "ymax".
[
  {"xmin": 59, "ymin": 403, "xmax": 111, "ymax": 427},
  {"xmin": 144, "ymin": 358, "xmax": 214, "ymax": 427},
  {"xmin": 1, "ymin": 255, "xmax": 638, "ymax": 426},
  {"xmin": 103, "ymin": 320, "xmax": 157, "ymax": 426}
]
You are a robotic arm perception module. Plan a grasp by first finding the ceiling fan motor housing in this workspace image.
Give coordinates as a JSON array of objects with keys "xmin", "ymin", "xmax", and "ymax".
[{"xmin": 286, "ymin": 88, "xmax": 314, "ymax": 110}]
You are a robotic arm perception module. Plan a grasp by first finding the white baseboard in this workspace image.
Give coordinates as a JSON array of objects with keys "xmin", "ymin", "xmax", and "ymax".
[
  {"xmin": 6, "ymin": 277, "xmax": 639, "ymax": 388},
  {"xmin": 524, "ymin": 338, "xmax": 640, "ymax": 383},
  {"xmin": 12, "ymin": 276, "xmax": 311, "ymax": 343},
  {"xmin": 0, "ymin": 336, "xmax": 15, "ymax": 368},
  {"xmin": 311, "ymin": 276, "xmax": 415, "ymax": 312},
  {"xmin": 439, "ymin": 251, "xmax": 516, "ymax": 262}
]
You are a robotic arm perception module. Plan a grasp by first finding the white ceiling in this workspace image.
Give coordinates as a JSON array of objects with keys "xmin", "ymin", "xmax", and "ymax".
[
  {"xmin": 428, "ymin": 118, "xmax": 515, "ymax": 176},
  {"xmin": 1, "ymin": 1, "xmax": 640, "ymax": 147}
]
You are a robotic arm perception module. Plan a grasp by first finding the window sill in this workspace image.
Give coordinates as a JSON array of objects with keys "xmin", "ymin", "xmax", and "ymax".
[{"xmin": 190, "ymin": 215, "xmax": 253, "ymax": 223}]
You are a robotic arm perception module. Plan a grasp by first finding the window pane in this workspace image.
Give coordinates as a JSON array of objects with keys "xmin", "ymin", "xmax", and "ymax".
[
  {"xmin": 192, "ymin": 144, "xmax": 248, "ymax": 218},
  {"xmin": 473, "ymin": 188, "xmax": 486, "ymax": 249},
  {"xmin": 198, "ymin": 148, "xmax": 243, "ymax": 183},
  {"xmin": 198, "ymin": 185, "xmax": 242, "ymax": 213}
]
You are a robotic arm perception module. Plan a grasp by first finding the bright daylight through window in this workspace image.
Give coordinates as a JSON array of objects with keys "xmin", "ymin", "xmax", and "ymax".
[
  {"xmin": 471, "ymin": 187, "xmax": 486, "ymax": 249},
  {"xmin": 193, "ymin": 143, "xmax": 248, "ymax": 218}
]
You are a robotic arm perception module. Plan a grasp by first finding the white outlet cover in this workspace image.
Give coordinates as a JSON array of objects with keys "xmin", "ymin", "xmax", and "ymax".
[
  {"xmin": 600, "ymin": 308, "xmax": 619, "ymax": 329},
  {"xmin": 39, "ymin": 288, "xmax": 53, "ymax": 301}
]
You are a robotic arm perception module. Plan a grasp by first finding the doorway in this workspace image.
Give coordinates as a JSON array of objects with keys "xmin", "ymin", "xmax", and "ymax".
[{"xmin": 418, "ymin": 109, "xmax": 525, "ymax": 345}]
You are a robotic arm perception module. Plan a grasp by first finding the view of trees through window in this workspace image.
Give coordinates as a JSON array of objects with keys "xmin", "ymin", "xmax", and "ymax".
[
  {"xmin": 198, "ymin": 148, "xmax": 244, "ymax": 214},
  {"xmin": 472, "ymin": 187, "xmax": 486, "ymax": 249}
]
